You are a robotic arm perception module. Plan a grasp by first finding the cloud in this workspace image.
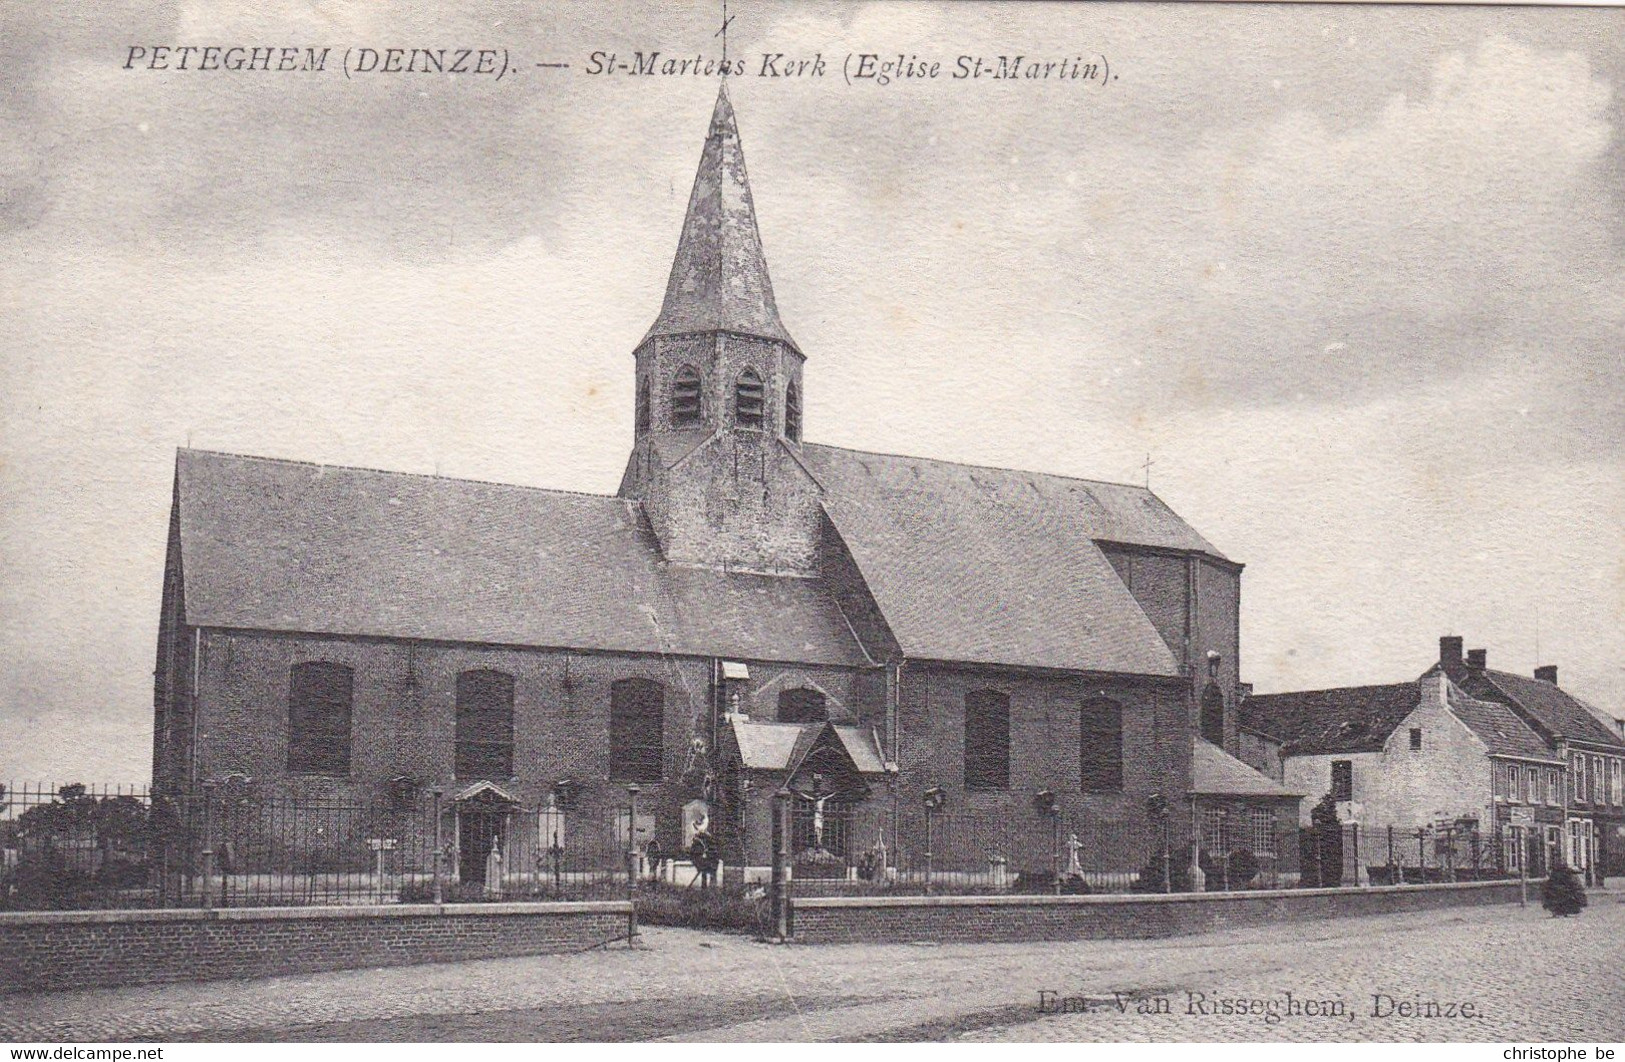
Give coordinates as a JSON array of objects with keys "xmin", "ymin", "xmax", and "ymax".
[{"xmin": 1091, "ymin": 35, "xmax": 1623, "ymax": 438}]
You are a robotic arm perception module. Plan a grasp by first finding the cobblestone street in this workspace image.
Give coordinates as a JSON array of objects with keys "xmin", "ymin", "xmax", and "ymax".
[{"xmin": 3, "ymin": 890, "xmax": 1622, "ymax": 1043}]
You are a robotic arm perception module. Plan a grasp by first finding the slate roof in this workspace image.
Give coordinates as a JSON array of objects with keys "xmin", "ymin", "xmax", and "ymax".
[
  {"xmin": 728, "ymin": 718, "xmax": 887, "ymax": 774},
  {"xmin": 1239, "ymin": 683, "xmax": 1421, "ymax": 755},
  {"xmin": 1475, "ymin": 669, "xmax": 1625, "ymax": 749},
  {"xmin": 1446, "ymin": 692, "xmax": 1562, "ymax": 763},
  {"xmin": 173, "ymin": 449, "xmax": 868, "ymax": 667},
  {"xmin": 642, "ymin": 82, "xmax": 798, "ymax": 351},
  {"xmin": 1191, "ymin": 738, "xmax": 1302, "ymax": 798},
  {"xmin": 799, "ymin": 443, "xmax": 1212, "ymax": 677}
]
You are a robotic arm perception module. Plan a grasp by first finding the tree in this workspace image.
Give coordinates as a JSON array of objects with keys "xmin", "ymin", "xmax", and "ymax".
[{"xmin": 6, "ymin": 787, "xmax": 158, "ymax": 909}]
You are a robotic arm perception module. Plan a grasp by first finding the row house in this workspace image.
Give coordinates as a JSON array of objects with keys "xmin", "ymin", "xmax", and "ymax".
[
  {"xmin": 1239, "ymin": 639, "xmax": 1569, "ymax": 877},
  {"xmin": 1443, "ymin": 642, "xmax": 1625, "ymax": 885}
]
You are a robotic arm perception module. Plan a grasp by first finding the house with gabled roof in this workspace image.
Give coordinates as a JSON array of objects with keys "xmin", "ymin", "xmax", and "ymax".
[
  {"xmin": 1240, "ymin": 637, "xmax": 1571, "ymax": 880},
  {"xmin": 1441, "ymin": 640, "xmax": 1625, "ymax": 884},
  {"xmin": 152, "ymin": 83, "xmax": 1287, "ymax": 885}
]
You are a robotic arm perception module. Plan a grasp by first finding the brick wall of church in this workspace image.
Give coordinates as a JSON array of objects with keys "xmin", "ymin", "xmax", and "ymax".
[
  {"xmin": 188, "ymin": 628, "xmax": 877, "ymax": 855},
  {"xmin": 1194, "ymin": 558, "xmax": 1242, "ymax": 751},
  {"xmin": 896, "ymin": 664, "xmax": 1194, "ymax": 871},
  {"xmin": 1098, "ymin": 546, "xmax": 1243, "ymax": 756}
]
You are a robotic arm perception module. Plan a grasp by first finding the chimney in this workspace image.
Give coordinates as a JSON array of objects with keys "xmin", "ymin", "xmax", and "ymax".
[
  {"xmin": 1534, "ymin": 665, "xmax": 1558, "ymax": 685},
  {"xmin": 1466, "ymin": 648, "xmax": 1487, "ymax": 671},
  {"xmin": 1439, "ymin": 636, "xmax": 1464, "ymax": 670}
]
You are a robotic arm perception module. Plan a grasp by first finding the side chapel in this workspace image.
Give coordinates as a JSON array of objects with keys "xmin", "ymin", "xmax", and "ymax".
[{"xmin": 151, "ymin": 82, "xmax": 1295, "ymax": 886}]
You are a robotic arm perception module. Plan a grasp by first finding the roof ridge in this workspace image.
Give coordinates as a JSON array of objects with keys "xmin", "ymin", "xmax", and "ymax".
[
  {"xmin": 801, "ymin": 440, "xmax": 1153, "ymax": 495},
  {"xmin": 178, "ymin": 447, "xmax": 622, "ymax": 503},
  {"xmin": 1245, "ymin": 681, "xmax": 1417, "ymax": 700}
]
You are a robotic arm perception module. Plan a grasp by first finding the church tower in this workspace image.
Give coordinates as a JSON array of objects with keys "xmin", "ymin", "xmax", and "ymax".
[{"xmin": 618, "ymin": 82, "xmax": 821, "ymax": 575}]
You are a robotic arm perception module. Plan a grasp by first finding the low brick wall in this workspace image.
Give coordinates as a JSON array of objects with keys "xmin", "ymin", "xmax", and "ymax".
[
  {"xmin": 0, "ymin": 901, "xmax": 632, "ymax": 994},
  {"xmin": 792, "ymin": 879, "xmax": 1532, "ymax": 945}
]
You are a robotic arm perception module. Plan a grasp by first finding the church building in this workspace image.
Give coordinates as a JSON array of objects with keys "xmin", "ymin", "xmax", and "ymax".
[{"xmin": 151, "ymin": 83, "xmax": 1291, "ymax": 886}]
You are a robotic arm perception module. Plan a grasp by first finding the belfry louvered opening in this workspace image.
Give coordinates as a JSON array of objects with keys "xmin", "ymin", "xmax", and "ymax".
[
  {"xmin": 735, "ymin": 369, "xmax": 765, "ymax": 428},
  {"xmin": 672, "ymin": 366, "xmax": 702, "ymax": 427}
]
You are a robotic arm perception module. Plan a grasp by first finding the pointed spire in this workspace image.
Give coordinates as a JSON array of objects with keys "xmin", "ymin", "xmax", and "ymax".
[{"xmin": 643, "ymin": 81, "xmax": 799, "ymax": 353}]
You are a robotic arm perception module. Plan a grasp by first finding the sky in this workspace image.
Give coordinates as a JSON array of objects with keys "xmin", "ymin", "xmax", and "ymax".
[{"xmin": 2, "ymin": 1, "xmax": 1622, "ymax": 781}]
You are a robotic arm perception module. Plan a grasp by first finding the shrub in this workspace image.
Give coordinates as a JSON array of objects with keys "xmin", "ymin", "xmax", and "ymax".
[
  {"xmin": 3, "ymin": 859, "xmax": 100, "ymax": 910},
  {"xmin": 1130, "ymin": 854, "xmax": 1191, "ymax": 893},
  {"xmin": 634, "ymin": 880, "xmax": 766, "ymax": 934},
  {"xmin": 1227, "ymin": 849, "xmax": 1260, "ymax": 887},
  {"xmin": 1542, "ymin": 862, "xmax": 1587, "ymax": 917},
  {"xmin": 1012, "ymin": 869, "xmax": 1055, "ymax": 894}
]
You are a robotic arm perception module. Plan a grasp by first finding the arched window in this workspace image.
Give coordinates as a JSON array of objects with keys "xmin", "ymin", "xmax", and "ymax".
[
  {"xmin": 456, "ymin": 669, "xmax": 514, "ymax": 780},
  {"xmin": 1200, "ymin": 684, "xmax": 1225, "ymax": 746},
  {"xmin": 610, "ymin": 678, "xmax": 664, "ymax": 782},
  {"xmin": 635, "ymin": 376, "xmax": 651, "ymax": 433},
  {"xmin": 784, "ymin": 381, "xmax": 802, "ymax": 441},
  {"xmin": 287, "ymin": 662, "xmax": 353, "ymax": 774},
  {"xmin": 1080, "ymin": 699, "xmax": 1123, "ymax": 792},
  {"xmin": 778, "ymin": 687, "xmax": 827, "ymax": 724},
  {"xmin": 671, "ymin": 366, "xmax": 702, "ymax": 427},
  {"xmin": 964, "ymin": 688, "xmax": 1010, "ymax": 790},
  {"xmin": 734, "ymin": 368, "xmax": 764, "ymax": 428}
]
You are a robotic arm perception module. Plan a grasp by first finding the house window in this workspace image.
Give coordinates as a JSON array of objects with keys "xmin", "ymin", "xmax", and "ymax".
[
  {"xmin": 1593, "ymin": 756, "xmax": 1605, "ymax": 805},
  {"xmin": 1330, "ymin": 759, "xmax": 1353, "ymax": 802},
  {"xmin": 1250, "ymin": 807, "xmax": 1276, "ymax": 856},
  {"xmin": 1080, "ymin": 698, "xmax": 1123, "ymax": 792},
  {"xmin": 635, "ymin": 376, "xmax": 651, "ymax": 433},
  {"xmin": 778, "ymin": 687, "xmax": 827, "ymax": 724},
  {"xmin": 1573, "ymin": 754, "xmax": 1585, "ymax": 803},
  {"xmin": 1202, "ymin": 808, "xmax": 1229, "ymax": 854},
  {"xmin": 1548, "ymin": 768, "xmax": 1560, "ymax": 806},
  {"xmin": 734, "ymin": 368, "xmax": 765, "ymax": 428},
  {"xmin": 1612, "ymin": 759, "xmax": 1623, "ymax": 806},
  {"xmin": 610, "ymin": 678, "xmax": 664, "ymax": 782},
  {"xmin": 1199, "ymin": 684, "xmax": 1224, "ymax": 746},
  {"xmin": 1409, "ymin": 727, "xmax": 1423, "ymax": 751},
  {"xmin": 455, "ymin": 669, "xmax": 514, "ymax": 781},
  {"xmin": 784, "ymin": 381, "xmax": 802, "ymax": 441},
  {"xmin": 964, "ymin": 688, "xmax": 1010, "ymax": 790},
  {"xmin": 671, "ymin": 366, "xmax": 702, "ymax": 427},
  {"xmin": 287, "ymin": 662, "xmax": 353, "ymax": 774}
]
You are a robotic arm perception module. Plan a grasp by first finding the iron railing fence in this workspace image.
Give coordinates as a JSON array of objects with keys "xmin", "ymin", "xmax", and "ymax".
[
  {"xmin": 782, "ymin": 805, "xmax": 1546, "ymax": 897},
  {"xmin": 0, "ymin": 781, "xmax": 639, "ymax": 911},
  {"xmin": 1303, "ymin": 821, "xmax": 1551, "ymax": 887},
  {"xmin": 788, "ymin": 805, "xmax": 1290, "ymax": 896}
]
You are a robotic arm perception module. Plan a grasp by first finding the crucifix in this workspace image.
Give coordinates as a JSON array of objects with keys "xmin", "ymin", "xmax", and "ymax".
[
  {"xmin": 789, "ymin": 772, "xmax": 848, "ymax": 850},
  {"xmin": 1141, "ymin": 452, "xmax": 1155, "ymax": 490},
  {"xmin": 715, "ymin": 1, "xmax": 736, "ymax": 70}
]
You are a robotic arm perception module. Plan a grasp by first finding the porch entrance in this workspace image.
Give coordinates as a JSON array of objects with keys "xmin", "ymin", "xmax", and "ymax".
[
  {"xmin": 451, "ymin": 781, "xmax": 521, "ymax": 888},
  {"xmin": 458, "ymin": 808, "xmax": 505, "ymax": 886}
]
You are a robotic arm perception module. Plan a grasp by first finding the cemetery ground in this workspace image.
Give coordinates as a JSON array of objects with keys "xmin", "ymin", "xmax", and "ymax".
[{"xmin": 3, "ymin": 887, "xmax": 1622, "ymax": 1043}]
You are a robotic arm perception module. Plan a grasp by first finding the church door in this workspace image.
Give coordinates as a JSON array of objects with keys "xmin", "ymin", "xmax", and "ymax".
[{"xmin": 458, "ymin": 809, "xmax": 504, "ymax": 886}]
